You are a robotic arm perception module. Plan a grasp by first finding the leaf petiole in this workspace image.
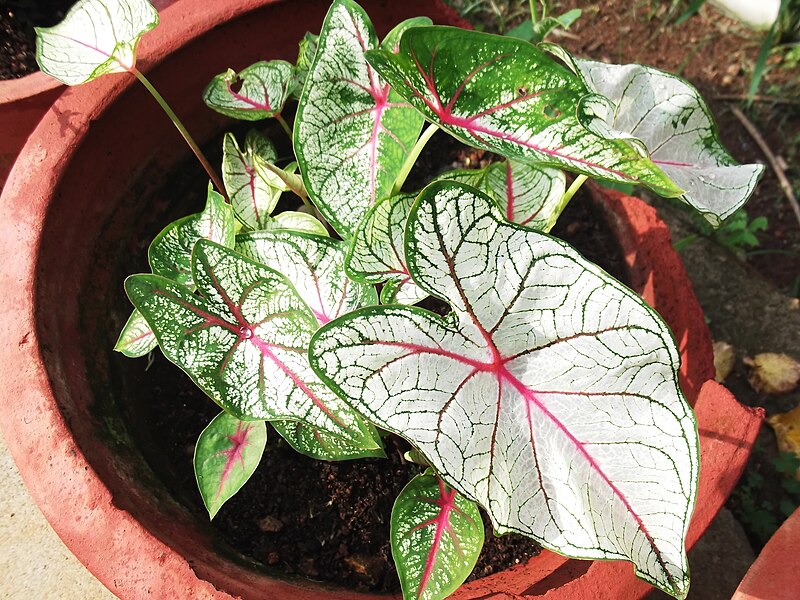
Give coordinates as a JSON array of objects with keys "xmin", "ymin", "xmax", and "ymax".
[
  {"xmin": 547, "ymin": 173, "xmax": 588, "ymax": 229},
  {"xmin": 276, "ymin": 114, "xmax": 293, "ymax": 140},
  {"xmin": 131, "ymin": 67, "xmax": 228, "ymax": 200},
  {"xmin": 391, "ymin": 123, "xmax": 439, "ymax": 195}
]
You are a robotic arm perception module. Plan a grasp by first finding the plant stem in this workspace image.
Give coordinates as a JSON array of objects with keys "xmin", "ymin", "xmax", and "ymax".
[
  {"xmin": 391, "ymin": 123, "xmax": 439, "ymax": 195},
  {"xmin": 131, "ymin": 67, "xmax": 228, "ymax": 200},
  {"xmin": 547, "ymin": 174, "xmax": 588, "ymax": 230},
  {"xmin": 276, "ymin": 114, "xmax": 293, "ymax": 139}
]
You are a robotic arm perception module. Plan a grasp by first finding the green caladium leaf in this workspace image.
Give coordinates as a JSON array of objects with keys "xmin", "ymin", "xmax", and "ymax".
[
  {"xmin": 148, "ymin": 186, "xmax": 235, "ymax": 287},
  {"xmin": 114, "ymin": 308, "xmax": 157, "ymax": 357},
  {"xmin": 365, "ymin": 27, "xmax": 682, "ymax": 197},
  {"xmin": 392, "ymin": 471, "xmax": 484, "ymax": 600},
  {"xmin": 436, "ymin": 160, "xmax": 566, "ymax": 231},
  {"xmin": 294, "ymin": 0, "xmax": 425, "ymax": 237},
  {"xmin": 271, "ymin": 420, "xmax": 385, "ymax": 461},
  {"xmin": 294, "ymin": 32, "xmax": 319, "ymax": 94},
  {"xmin": 381, "ymin": 17, "xmax": 433, "ymax": 53},
  {"xmin": 311, "ymin": 181, "xmax": 699, "ymax": 599},
  {"xmin": 126, "ymin": 240, "xmax": 379, "ymax": 454},
  {"xmin": 203, "ymin": 60, "xmax": 297, "ymax": 120},
  {"xmin": 547, "ymin": 48, "xmax": 764, "ymax": 224},
  {"xmin": 235, "ymin": 230, "xmax": 377, "ymax": 324},
  {"xmin": 194, "ymin": 411, "xmax": 267, "ymax": 519},
  {"xmin": 345, "ymin": 192, "xmax": 426, "ymax": 305},
  {"xmin": 263, "ymin": 211, "xmax": 329, "ymax": 237},
  {"xmin": 35, "ymin": 0, "xmax": 158, "ymax": 86},
  {"xmin": 222, "ymin": 132, "xmax": 282, "ymax": 230}
]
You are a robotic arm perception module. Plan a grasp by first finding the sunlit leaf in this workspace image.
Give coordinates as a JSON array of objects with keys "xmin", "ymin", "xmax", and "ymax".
[
  {"xmin": 35, "ymin": 0, "xmax": 158, "ymax": 85},
  {"xmin": 365, "ymin": 27, "xmax": 682, "ymax": 196},
  {"xmin": 311, "ymin": 181, "xmax": 699, "ymax": 599},
  {"xmin": 222, "ymin": 131, "xmax": 282, "ymax": 230},
  {"xmin": 203, "ymin": 60, "xmax": 297, "ymax": 120},
  {"xmin": 294, "ymin": 0, "xmax": 425, "ymax": 237},
  {"xmin": 264, "ymin": 211, "xmax": 329, "ymax": 237},
  {"xmin": 194, "ymin": 411, "xmax": 267, "ymax": 519},
  {"xmin": 392, "ymin": 471, "xmax": 483, "ymax": 600},
  {"xmin": 114, "ymin": 308, "xmax": 157, "ymax": 357},
  {"xmin": 126, "ymin": 239, "xmax": 379, "ymax": 453}
]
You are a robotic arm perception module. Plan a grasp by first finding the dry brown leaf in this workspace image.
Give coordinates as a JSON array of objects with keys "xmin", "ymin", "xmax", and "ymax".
[
  {"xmin": 744, "ymin": 353, "xmax": 800, "ymax": 395},
  {"xmin": 713, "ymin": 341, "xmax": 736, "ymax": 383},
  {"xmin": 767, "ymin": 405, "xmax": 800, "ymax": 479}
]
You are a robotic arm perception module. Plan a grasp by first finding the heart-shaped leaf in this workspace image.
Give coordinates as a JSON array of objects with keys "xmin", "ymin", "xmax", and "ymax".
[
  {"xmin": 148, "ymin": 186, "xmax": 235, "ymax": 287},
  {"xmin": 546, "ymin": 49, "xmax": 764, "ymax": 224},
  {"xmin": 194, "ymin": 411, "xmax": 267, "ymax": 519},
  {"xmin": 222, "ymin": 131, "xmax": 282, "ymax": 230},
  {"xmin": 365, "ymin": 27, "xmax": 682, "ymax": 197},
  {"xmin": 203, "ymin": 60, "xmax": 297, "ymax": 120},
  {"xmin": 126, "ymin": 240, "xmax": 379, "ymax": 454},
  {"xmin": 392, "ymin": 471, "xmax": 484, "ymax": 600},
  {"xmin": 35, "ymin": 0, "xmax": 158, "ymax": 85},
  {"xmin": 114, "ymin": 308, "xmax": 157, "ymax": 357},
  {"xmin": 271, "ymin": 420, "xmax": 385, "ymax": 461},
  {"xmin": 294, "ymin": 0, "xmax": 425, "ymax": 237},
  {"xmin": 345, "ymin": 192, "xmax": 427, "ymax": 305},
  {"xmin": 311, "ymin": 181, "xmax": 699, "ymax": 598},
  {"xmin": 437, "ymin": 160, "xmax": 566, "ymax": 231},
  {"xmin": 235, "ymin": 230, "xmax": 377, "ymax": 325},
  {"xmin": 263, "ymin": 211, "xmax": 329, "ymax": 237}
]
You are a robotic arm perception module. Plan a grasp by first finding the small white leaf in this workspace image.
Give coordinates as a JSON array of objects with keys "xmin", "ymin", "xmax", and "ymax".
[
  {"xmin": 114, "ymin": 308, "xmax": 157, "ymax": 357},
  {"xmin": 203, "ymin": 61, "xmax": 297, "ymax": 120},
  {"xmin": 36, "ymin": 0, "xmax": 158, "ymax": 85}
]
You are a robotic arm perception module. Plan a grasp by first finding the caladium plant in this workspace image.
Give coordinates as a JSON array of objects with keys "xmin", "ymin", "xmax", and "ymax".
[{"xmin": 40, "ymin": 0, "xmax": 765, "ymax": 598}]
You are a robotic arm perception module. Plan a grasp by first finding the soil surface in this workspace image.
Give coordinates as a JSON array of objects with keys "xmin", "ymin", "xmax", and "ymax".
[{"xmin": 0, "ymin": 1, "xmax": 72, "ymax": 79}]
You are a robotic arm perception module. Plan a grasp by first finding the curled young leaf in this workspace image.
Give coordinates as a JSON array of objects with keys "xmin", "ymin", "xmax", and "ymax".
[
  {"xmin": 392, "ymin": 472, "xmax": 484, "ymax": 600},
  {"xmin": 294, "ymin": 32, "xmax": 319, "ymax": 94},
  {"xmin": 548, "ymin": 47, "xmax": 764, "ymax": 224},
  {"xmin": 35, "ymin": 0, "xmax": 158, "ymax": 85},
  {"xmin": 365, "ymin": 27, "xmax": 682, "ymax": 197},
  {"xmin": 264, "ymin": 211, "xmax": 329, "ymax": 237},
  {"xmin": 126, "ymin": 239, "xmax": 379, "ymax": 453},
  {"xmin": 203, "ymin": 60, "xmax": 297, "ymax": 120},
  {"xmin": 294, "ymin": 0, "xmax": 425, "ymax": 237},
  {"xmin": 311, "ymin": 181, "xmax": 699, "ymax": 599},
  {"xmin": 194, "ymin": 411, "xmax": 267, "ymax": 519},
  {"xmin": 222, "ymin": 131, "xmax": 282, "ymax": 230},
  {"xmin": 114, "ymin": 308, "xmax": 157, "ymax": 358},
  {"xmin": 345, "ymin": 192, "xmax": 427, "ymax": 305}
]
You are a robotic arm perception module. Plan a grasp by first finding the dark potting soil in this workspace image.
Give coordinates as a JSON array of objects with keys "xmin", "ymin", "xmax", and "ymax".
[
  {"xmin": 0, "ymin": 0, "xmax": 73, "ymax": 79},
  {"xmin": 116, "ymin": 126, "xmax": 628, "ymax": 593}
]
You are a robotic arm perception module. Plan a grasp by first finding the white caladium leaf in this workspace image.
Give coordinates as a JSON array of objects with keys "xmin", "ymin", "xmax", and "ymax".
[
  {"xmin": 392, "ymin": 471, "xmax": 484, "ymax": 600},
  {"xmin": 345, "ymin": 192, "xmax": 426, "ymax": 305},
  {"xmin": 203, "ymin": 60, "xmax": 297, "ymax": 120},
  {"xmin": 114, "ymin": 308, "xmax": 157, "ymax": 357},
  {"xmin": 148, "ymin": 186, "xmax": 235, "ymax": 287},
  {"xmin": 35, "ymin": 0, "xmax": 158, "ymax": 85},
  {"xmin": 222, "ymin": 131, "xmax": 282, "ymax": 230},
  {"xmin": 194, "ymin": 412, "xmax": 267, "ymax": 519},
  {"xmin": 264, "ymin": 211, "xmax": 329, "ymax": 237},
  {"xmin": 365, "ymin": 27, "xmax": 683, "ymax": 197},
  {"xmin": 271, "ymin": 419, "xmax": 385, "ymax": 461},
  {"xmin": 294, "ymin": 0, "xmax": 425, "ymax": 237},
  {"xmin": 126, "ymin": 240, "xmax": 379, "ymax": 454},
  {"xmin": 549, "ymin": 48, "xmax": 764, "ymax": 224},
  {"xmin": 235, "ymin": 230, "xmax": 377, "ymax": 325},
  {"xmin": 311, "ymin": 181, "xmax": 699, "ymax": 599},
  {"xmin": 437, "ymin": 160, "xmax": 566, "ymax": 231}
]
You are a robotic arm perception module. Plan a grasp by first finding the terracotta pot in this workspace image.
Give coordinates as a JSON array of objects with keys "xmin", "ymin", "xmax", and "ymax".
[
  {"xmin": 731, "ymin": 506, "xmax": 800, "ymax": 600},
  {"xmin": 0, "ymin": 0, "xmax": 762, "ymax": 598}
]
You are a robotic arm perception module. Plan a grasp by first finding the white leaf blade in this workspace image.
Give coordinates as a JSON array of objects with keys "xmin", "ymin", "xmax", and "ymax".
[
  {"xmin": 114, "ymin": 308, "xmax": 157, "ymax": 357},
  {"xmin": 222, "ymin": 132, "xmax": 281, "ymax": 230},
  {"xmin": 266, "ymin": 211, "xmax": 330, "ymax": 237},
  {"xmin": 35, "ymin": 0, "xmax": 158, "ymax": 85},
  {"xmin": 203, "ymin": 61, "xmax": 297, "ymax": 120}
]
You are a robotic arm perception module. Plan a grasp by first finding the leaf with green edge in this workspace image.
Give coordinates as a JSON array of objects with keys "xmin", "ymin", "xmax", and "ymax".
[
  {"xmin": 294, "ymin": 0, "xmax": 425, "ymax": 237},
  {"xmin": 222, "ymin": 131, "xmax": 282, "ymax": 230},
  {"xmin": 436, "ymin": 160, "xmax": 566, "ymax": 231},
  {"xmin": 203, "ymin": 60, "xmax": 297, "ymax": 120},
  {"xmin": 264, "ymin": 211, "xmax": 329, "ymax": 237},
  {"xmin": 311, "ymin": 181, "xmax": 699, "ymax": 599},
  {"xmin": 392, "ymin": 471, "xmax": 484, "ymax": 600},
  {"xmin": 381, "ymin": 17, "xmax": 433, "ymax": 53},
  {"xmin": 294, "ymin": 32, "xmax": 319, "ymax": 94},
  {"xmin": 345, "ymin": 192, "xmax": 427, "ymax": 305},
  {"xmin": 235, "ymin": 230, "xmax": 377, "ymax": 325},
  {"xmin": 148, "ymin": 185, "xmax": 235, "ymax": 287},
  {"xmin": 271, "ymin": 419, "xmax": 385, "ymax": 461},
  {"xmin": 35, "ymin": 0, "xmax": 158, "ymax": 86},
  {"xmin": 194, "ymin": 411, "xmax": 267, "ymax": 519},
  {"xmin": 547, "ymin": 47, "xmax": 764, "ymax": 224},
  {"xmin": 126, "ymin": 239, "xmax": 379, "ymax": 453},
  {"xmin": 365, "ymin": 27, "xmax": 682, "ymax": 197},
  {"xmin": 114, "ymin": 308, "xmax": 157, "ymax": 357}
]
